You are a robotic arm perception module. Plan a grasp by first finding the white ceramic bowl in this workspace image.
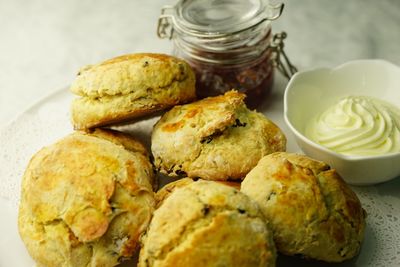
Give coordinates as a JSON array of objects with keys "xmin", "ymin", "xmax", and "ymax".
[{"xmin": 284, "ymin": 59, "xmax": 400, "ymax": 185}]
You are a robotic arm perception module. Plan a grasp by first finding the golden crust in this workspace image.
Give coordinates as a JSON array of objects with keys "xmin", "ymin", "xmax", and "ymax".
[
  {"xmin": 151, "ymin": 91, "xmax": 286, "ymax": 181},
  {"xmin": 83, "ymin": 128, "xmax": 158, "ymax": 190},
  {"xmin": 241, "ymin": 152, "xmax": 366, "ymax": 263},
  {"xmin": 155, "ymin": 178, "xmax": 241, "ymax": 208},
  {"xmin": 18, "ymin": 130, "xmax": 155, "ymax": 267},
  {"xmin": 155, "ymin": 178, "xmax": 195, "ymax": 209},
  {"xmin": 139, "ymin": 180, "xmax": 276, "ymax": 267},
  {"xmin": 70, "ymin": 53, "xmax": 196, "ymax": 129}
]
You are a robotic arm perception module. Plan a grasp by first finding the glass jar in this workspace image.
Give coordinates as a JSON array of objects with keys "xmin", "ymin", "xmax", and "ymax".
[{"xmin": 157, "ymin": 0, "xmax": 297, "ymax": 108}]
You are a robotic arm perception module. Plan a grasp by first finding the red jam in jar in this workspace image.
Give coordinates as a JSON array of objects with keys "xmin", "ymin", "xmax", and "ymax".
[
  {"xmin": 186, "ymin": 47, "xmax": 274, "ymax": 109},
  {"xmin": 158, "ymin": 0, "xmax": 296, "ymax": 108}
]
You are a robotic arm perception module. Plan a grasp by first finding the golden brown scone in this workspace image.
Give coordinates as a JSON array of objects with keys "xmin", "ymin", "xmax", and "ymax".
[
  {"xmin": 155, "ymin": 178, "xmax": 241, "ymax": 208},
  {"xmin": 139, "ymin": 180, "xmax": 276, "ymax": 267},
  {"xmin": 151, "ymin": 90, "xmax": 286, "ymax": 181},
  {"xmin": 241, "ymin": 152, "xmax": 366, "ymax": 263},
  {"xmin": 70, "ymin": 53, "xmax": 196, "ymax": 129},
  {"xmin": 18, "ymin": 130, "xmax": 155, "ymax": 267}
]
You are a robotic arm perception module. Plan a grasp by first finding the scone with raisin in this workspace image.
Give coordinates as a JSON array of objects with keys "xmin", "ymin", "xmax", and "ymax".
[
  {"xmin": 241, "ymin": 152, "xmax": 366, "ymax": 263},
  {"xmin": 151, "ymin": 90, "xmax": 286, "ymax": 181},
  {"xmin": 18, "ymin": 129, "xmax": 155, "ymax": 267},
  {"xmin": 70, "ymin": 53, "xmax": 196, "ymax": 129},
  {"xmin": 139, "ymin": 180, "xmax": 276, "ymax": 267}
]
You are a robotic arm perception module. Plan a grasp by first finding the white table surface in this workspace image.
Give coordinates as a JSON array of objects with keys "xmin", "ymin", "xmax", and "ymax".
[{"xmin": 1, "ymin": 0, "xmax": 400, "ymax": 128}]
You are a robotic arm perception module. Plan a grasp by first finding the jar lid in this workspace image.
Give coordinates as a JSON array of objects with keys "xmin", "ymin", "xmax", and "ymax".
[{"xmin": 158, "ymin": 0, "xmax": 283, "ymax": 38}]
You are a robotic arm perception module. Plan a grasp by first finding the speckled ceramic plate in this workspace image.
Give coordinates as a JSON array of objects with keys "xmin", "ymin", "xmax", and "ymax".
[{"xmin": 0, "ymin": 86, "xmax": 399, "ymax": 267}]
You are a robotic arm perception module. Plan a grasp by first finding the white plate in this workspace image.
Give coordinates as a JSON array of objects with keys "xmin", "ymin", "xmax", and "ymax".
[{"xmin": 1, "ymin": 84, "xmax": 399, "ymax": 267}]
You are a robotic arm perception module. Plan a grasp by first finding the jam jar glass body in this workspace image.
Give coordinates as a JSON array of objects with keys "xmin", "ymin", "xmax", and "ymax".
[{"xmin": 158, "ymin": 0, "xmax": 295, "ymax": 108}]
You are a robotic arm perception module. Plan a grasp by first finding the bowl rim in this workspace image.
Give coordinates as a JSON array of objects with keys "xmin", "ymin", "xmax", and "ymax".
[{"xmin": 283, "ymin": 59, "xmax": 400, "ymax": 162}]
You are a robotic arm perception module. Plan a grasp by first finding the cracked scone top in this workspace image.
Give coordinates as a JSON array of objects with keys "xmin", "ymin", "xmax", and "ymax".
[
  {"xmin": 151, "ymin": 90, "xmax": 286, "ymax": 180},
  {"xmin": 18, "ymin": 129, "xmax": 155, "ymax": 267},
  {"xmin": 155, "ymin": 178, "xmax": 241, "ymax": 208},
  {"xmin": 70, "ymin": 53, "xmax": 196, "ymax": 129},
  {"xmin": 241, "ymin": 152, "xmax": 366, "ymax": 263},
  {"xmin": 138, "ymin": 180, "xmax": 276, "ymax": 267}
]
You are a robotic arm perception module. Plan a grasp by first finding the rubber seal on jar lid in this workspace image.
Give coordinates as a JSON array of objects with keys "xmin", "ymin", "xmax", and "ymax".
[{"xmin": 163, "ymin": 0, "xmax": 283, "ymax": 38}]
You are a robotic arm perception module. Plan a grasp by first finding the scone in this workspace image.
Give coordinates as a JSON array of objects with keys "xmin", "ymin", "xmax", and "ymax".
[
  {"xmin": 155, "ymin": 178, "xmax": 241, "ymax": 208},
  {"xmin": 70, "ymin": 53, "xmax": 196, "ymax": 129},
  {"xmin": 241, "ymin": 152, "xmax": 366, "ymax": 263},
  {"xmin": 151, "ymin": 90, "xmax": 286, "ymax": 181},
  {"xmin": 18, "ymin": 129, "xmax": 155, "ymax": 267},
  {"xmin": 138, "ymin": 180, "xmax": 276, "ymax": 267}
]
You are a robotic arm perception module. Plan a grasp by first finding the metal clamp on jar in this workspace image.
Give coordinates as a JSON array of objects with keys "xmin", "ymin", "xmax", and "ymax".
[{"xmin": 157, "ymin": 0, "xmax": 297, "ymax": 108}]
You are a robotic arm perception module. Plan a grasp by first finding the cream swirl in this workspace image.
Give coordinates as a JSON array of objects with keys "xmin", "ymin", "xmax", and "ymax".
[{"xmin": 305, "ymin": 96, "xmax": 400, "ymax": 156}]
